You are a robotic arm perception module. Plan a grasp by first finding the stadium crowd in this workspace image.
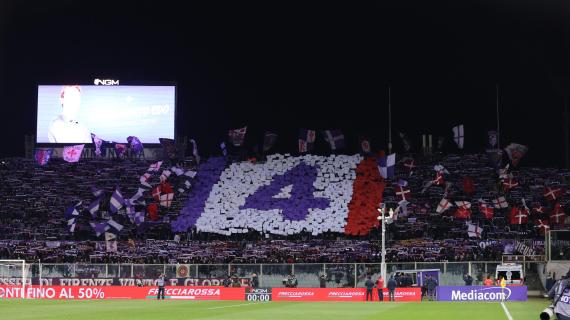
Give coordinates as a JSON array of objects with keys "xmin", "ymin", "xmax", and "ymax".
[{"xmin": 0, "ymin": 149, "xmax": 568, "ymax": 263}]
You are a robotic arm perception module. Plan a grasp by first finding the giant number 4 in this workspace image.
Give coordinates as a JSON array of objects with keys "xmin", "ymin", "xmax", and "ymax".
[{"xmin": 240, "ymin": 163, "xmax": 329, "ymax": 221}]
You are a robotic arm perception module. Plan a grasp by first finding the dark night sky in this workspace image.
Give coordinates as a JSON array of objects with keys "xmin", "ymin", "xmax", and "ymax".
[{"xmin": 1, "ymin": 1, "xmax": 570, "ymax": 166}]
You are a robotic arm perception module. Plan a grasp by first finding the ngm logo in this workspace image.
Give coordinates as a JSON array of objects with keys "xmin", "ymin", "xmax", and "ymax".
[{"xmin": 94, "ymin": 79, "xmax": 119, "ymax": 85}]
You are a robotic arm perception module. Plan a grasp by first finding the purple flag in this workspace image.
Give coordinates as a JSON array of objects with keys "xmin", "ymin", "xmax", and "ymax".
[
  {"xmin": 88, "ymin": 198, "xmax": 101, "ymax": 218},
  {"xmin": 109, "ymin": 188, "xmax": 124, "ymax": 214},
  {"xmin": 90, "ymin": 221, "xmax": 110, "ymax": 237},
  {"xmin": 35, "ymin": 149, "xmax": 52, "ymax": 166},
  {"xmin": 63, "ymin": 144, "xmax": 84, "ymax": 163},
  {"xmin": 115, "ymin": 143, "xmax": 127, "ymax": 158},
  {"xmin": 127, "ymin": 136, "xmax": 144, "ymax": 155}
]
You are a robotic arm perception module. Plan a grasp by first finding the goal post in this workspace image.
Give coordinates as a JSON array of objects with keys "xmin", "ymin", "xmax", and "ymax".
[{"xmin": 0, "ymin": 260, "xmax": 27, "ymax": 298}]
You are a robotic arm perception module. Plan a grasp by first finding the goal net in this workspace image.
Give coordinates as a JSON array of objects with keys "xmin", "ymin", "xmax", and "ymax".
[{"xmin": 0, "ymin": 260, "xmax": 28, "ymax": 298}]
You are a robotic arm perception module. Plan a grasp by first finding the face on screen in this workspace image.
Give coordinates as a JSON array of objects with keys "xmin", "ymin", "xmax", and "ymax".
[
  {"xmin": 37, "ymin": 85, "xmax": 176, "ymax": 144},
  {"xmin": 61, "ymin": 86, "xmax": 81, "ymax": 119}
]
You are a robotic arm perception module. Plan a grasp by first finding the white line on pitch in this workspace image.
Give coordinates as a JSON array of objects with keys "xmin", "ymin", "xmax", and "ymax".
[
  {"xmin": 500, "ymin": 302, "xmax": 514, "ymax": 320},
  {"xmin": 207, "ymin": 302, "xmax": 268, "ymax": 310}
]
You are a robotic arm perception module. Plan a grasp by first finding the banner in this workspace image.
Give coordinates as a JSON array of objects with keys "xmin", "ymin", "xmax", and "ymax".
[
  {"xmin": 272, "ymin": 288, "xmax": 421, "ymax": 302},
  {"xmin": 0, "ymin": 286, "xmax": 244, "ymax": 300},
  {"xmin": 437, "ymin": 286, "xmax": 527, "ymax": 302},
  {"xmin": 0, "ymin": 277, "xmax": 250, "ymax": 287}
]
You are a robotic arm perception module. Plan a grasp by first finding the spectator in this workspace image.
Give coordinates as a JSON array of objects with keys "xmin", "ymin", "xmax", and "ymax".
[
  {"xmin": 319, "ymin": 274, "xmax": 327, "ymax": 288},
  {"xmin": 376, "ymin": 275, "xmax": 384, "ymax": 301},
  {"xmin": 483, "ymin": 276, "xmax": 494, "ymax": 286},
  {"xmin": 387, "ymin": 275, "xmax": 397, "ymax": 301},
  {"xmin": 463, "ymin": 273, "xmax": 473, "ymax": 286},
  {"xmin": 426, "ymin": 275, "xmax": 438, "ymax": 301},
  {"xmin": 251, "ymin": 272, "xmax": 259, "ymax": 288},
  {"xmin": 365, "ymin": 276, "xmax": 374, "ymax": 301}
]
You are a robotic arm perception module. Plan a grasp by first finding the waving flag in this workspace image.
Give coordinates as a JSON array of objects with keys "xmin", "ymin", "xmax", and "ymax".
[
  {"xmin": 115, "ymin": 143, "xmax": 127, "ymax": 158},
  {"xmin": 133, "ymin": 212, "xmax": 145, "ymax": 226},
  {"xmin": 452, "ymin": 125, "xmax": 464, "ymax": 149},
  {"xmin": 105, "ymin": 232, "xmax": 117, "ymax": 252},
  {"xmin": 403, "ymin": 158, "xmax": 415, "ymax": 176},
  {"xmin": 544, "ymin": 186, "xmax": 564, "ymax": 202},
  {"xmin": 228, "ymin": 126, "xmax": 247, "ymax": 147},
  {"xmin": 509, "ymin": 206, "xmax": 529, "ymax": 225},
  {"xmin": 263, "ymin": 132, "xmax": 278, "ymax": 152},
  {"xmin": 378, "ymin": 153, "xmax": 396, "ymax": 179},
  {"xmin": 189, "ymin": 139, "xmax": 201, "ymax": 164},
  {"xmin": 455, "ymin": 207, "xmax": 471, "ymax": 219},
  {"xmin": 140, "ymin": 173, "xmax": 152, "ymax": 188},
  {"xmin": 492, "ymin": 196, "xmax": 509, "ymax": 209},
  {"xmin": 395, "ymin": 186, "xmax": 412, "ymax": 201},
  {"xmin": 160, "ymin": 170, "xmax": 171, "ymax": 183},
  {"xmin": 91, "ymin": 133, "xmax": 107, "ymax": 157},
  {"xmin": 436, "ymin": 198, "xmax": 452, "ymax": 213},
  {"xmin": 466, "ymin": 222, "xmax": 482, "ymax": 238},
  {"xmin": 532, "ymin": 204, "xmax": 546, "ymax": 215},
  {"xmin": 504, "ymin": 143, "xmax": 528, "ymax": 167},
  {"xmin": 127, "ymin": 136, "xmax": 144, "ymax": 156},
  {"xmin": 67, "ymin": 218, "xmax": 77, "ymax": 233},
  {"xmin": 87, "ymin": 197, "xmax": 101, "ymax": 218},
  {"xmin": 298, "ymin": 129, "xmax": 316, "ymax": 153},
  {"xmin": 323, "ymin": 130, "xmax": 346, "ymax": 150},
  {"xmin": 159, "ymin": 182, "xmax": 174, "ymax": 207},
  {"xmin": 109, "ymin": 188, "xmax": 124, "ymax": 214},
  {"xmin": 535, "ymin": 219, "xmax": 550, "ymax": 235},
  {"xmin": 502, "ymin": 178, "xmax": 519, "ymax": 191},
  {"xmin": 398, "ymin": 132, "xmax": 412, "ymax": 152},
  {"xmin": 64, "ymin": 202, "xmax": 81, "ymax": 220},
  {"xmin": 91, "ymin": 186, "xmax": 104, "ymax": 198},
  {"xmin": 107, "ymin": 219, "xmax": 124, "ymax": 232},
  {"xmin": 551, "ymin": 203, "xmax": 566, "ymax": 224},
  {"xmin": 63, "ymin": 144, "xmax": 84, "ymax": 163},
  {"xmin": 35, "ymin": 149, "xmax": 53, "ymax": 166},
  {"xmin": 148, "ymin": 161, "xmax": 163, "ymax": 172},
  {"xmin": 90, "ymin": 221, "xmax": 110, "ymax": 237}
]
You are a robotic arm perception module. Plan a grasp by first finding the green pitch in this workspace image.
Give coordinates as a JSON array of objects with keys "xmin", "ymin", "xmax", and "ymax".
[{"xmin": 0, "ymin": 299, "xmax": 550, "ymax": 320}]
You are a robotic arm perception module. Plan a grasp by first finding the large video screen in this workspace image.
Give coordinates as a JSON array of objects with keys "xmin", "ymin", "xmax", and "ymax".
[{"xmin": 36, "ymin": 85, "xmax": 175, "ymax": 144}]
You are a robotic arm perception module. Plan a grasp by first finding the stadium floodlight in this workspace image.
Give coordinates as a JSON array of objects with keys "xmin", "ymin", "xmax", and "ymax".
[
  {"xmin": 0, "ymin": 260, "xmax": 27, "ymax": 298},
  {"xmin": 377, "ymin": 206, "xmax": 394, "ymax": 287}
]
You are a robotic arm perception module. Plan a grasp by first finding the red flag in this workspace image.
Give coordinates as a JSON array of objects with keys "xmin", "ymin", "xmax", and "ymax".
[
  {"xmin": 395, "ymin": 186, "xmax": 412, "ymax": 201},
  {"xmin": 403, "ymin": 158, "xmax": 415, "ymax": 173},
  {"xmin": 532, "ymin": 205, "xmax": 546, "ymax": 215},
  {"xmin": 479, "ymin": 201, "xmax": 494, "ymax": 219},
  {"xmin": 151, "ymin": 186, "xmax": 161, "ymax": 201},
  {"xmin": 544, "ymin": 186, "xmax": 564, "ymax": 202},
  {"xmin": 509, "ymin": 206, "xmax": 528, "ymax": 225},
  {"xmin": 550, "ymin": 203, "xmax": 567, "ymax": 224},
  {"xmin": 455, "ymin": 207, "xmax": 472, "ymax": 219},
  {"xmin": 502, "ymin": 178, "xmax": 519, "ymax": 191},
  {"xmin": 433, "ymin": 172, "xmax": 445, "ymax": 186},
  {"xmin": 535, "ymin": 219, "xmax": 550, "ymax": 235},
  {"xmin": 463, "ymin": 176, "xmax": 475, "ymax": 194}
]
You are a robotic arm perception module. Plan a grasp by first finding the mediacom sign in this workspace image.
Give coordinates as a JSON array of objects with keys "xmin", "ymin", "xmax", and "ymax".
[
  {"xmin": 272, "ymin": 288, "xmax": 421, "ymax": 302},
  {"xmin": 437, "ymin": 286, "xmax": 527, "ymax": 302},
  {"xmin": 0, "ymin": 286, "xmax": 244, "ymax": 300}
]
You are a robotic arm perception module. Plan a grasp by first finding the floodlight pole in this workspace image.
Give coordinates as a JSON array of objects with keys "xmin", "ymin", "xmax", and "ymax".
[
  {"xmin": 379, "ymin": 206, "xmax": 387, "ymax": 287},
  {"xmin": 388, "ymin": 85, "xmax": 392, "ymax": 154}
]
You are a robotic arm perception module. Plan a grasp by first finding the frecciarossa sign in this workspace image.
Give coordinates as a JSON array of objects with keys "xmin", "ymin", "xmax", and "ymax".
[{"xmin": 0, "ymin": 286, "xmax": 422, "ymax": 302}]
